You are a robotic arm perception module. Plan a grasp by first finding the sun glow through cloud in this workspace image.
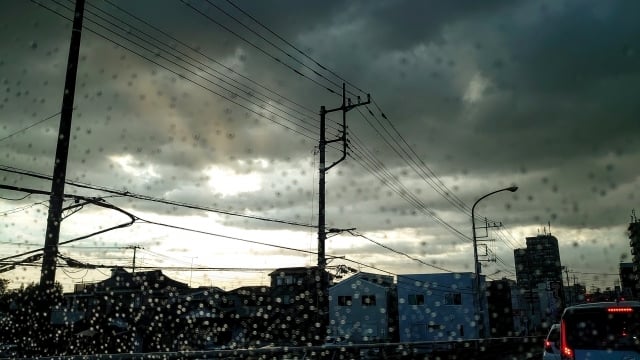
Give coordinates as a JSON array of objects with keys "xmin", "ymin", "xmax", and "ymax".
[
  {"xmin": 109, "ymin": 154, "xmax": 160, "ymax": 180},
  {"xmin": 205, "ymin": 165, "xmax": 263, "ymax": 197}
]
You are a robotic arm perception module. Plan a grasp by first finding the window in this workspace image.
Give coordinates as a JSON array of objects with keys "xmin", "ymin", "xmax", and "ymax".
[
  {"xmin": 408, "ymin": 294, "xmax": 425, "ymax": 305},
  {"xmin": 361, "ymin": 295, "xmax": 376, "ymax": 306},
  {"xmin": 338, "ymin": 295, "xmax": 352, "ymax": 306},
  {"xmin": 444, "ymin": 292, "xmax": 462, "ymax": 305},
  {"xmin": 276, "ymin": 275, "xmax": 295, "ymax": 286}
]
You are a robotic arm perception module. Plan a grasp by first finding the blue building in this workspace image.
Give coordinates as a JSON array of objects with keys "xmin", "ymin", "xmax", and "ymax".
[
  {"xmin": 328, "ymin": 272, "xmax": 397, "ymax": 343},
  {"xmin": 396, "ymin": 272, "xmax": 487, "ymax": 341}
]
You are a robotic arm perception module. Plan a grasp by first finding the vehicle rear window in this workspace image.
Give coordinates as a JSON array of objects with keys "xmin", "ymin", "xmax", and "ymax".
[{"xmin": 564, "ymin": 308, "xmax": 640, "ymax": 351}]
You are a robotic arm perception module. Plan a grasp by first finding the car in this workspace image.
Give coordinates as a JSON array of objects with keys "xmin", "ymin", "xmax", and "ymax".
[
  {"xmin": 560, "ymin": 301, "xmax": 640, "ymax": 360},
  {"xmin": 0, "ymin": 343, "xmax": 20, "ymax": 358},
  {"xmin": 543, "ymin": 323, "xmax": 561, "ymax": 360}
]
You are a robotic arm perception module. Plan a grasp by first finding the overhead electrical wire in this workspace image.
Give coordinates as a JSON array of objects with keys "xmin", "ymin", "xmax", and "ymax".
[
  {"xmin": 80, "ymin": 0, "xmax": 322, "ymax": 134},
  {"xmin": 36, "ymin": 0, "xmax": 476, "ymax": 243},
  {"xmin": 364, "ymin": 103, "xmax": 471, "ymax": 216},
  {"xmin": 0, "ymin": 186, "xmax": 136, "ymax": 264},
  {"xmin": 0, "ymin": 164, "xmax": 316, "ymax": 228},
  {"xmin": 102, "ymin": 0, "xmax": 318, "ymax": 118},
  {"xmin": 23, "ymin": 1, "xmax": 522, "ymax": 281},
  {"xmin": 179, "ymin": 0, "xmax": 344, "ymax": 97},
  {"xmin": 223, "ymin": 0, "xmax": 368, "ymax": 96},
  {"xmin": 0, "ymin": 200, "xmax": 48, "ymax": 216},
  {"xmin": 33, "ymin": 0, "xmax": 322, "ymax": 141},
  {"xmin": 0, "ymin": 111, "xmax": 62, "ymax": 143},
  {"xmin": 203, "ymin": 0, "xmax": 348, "ymax": 92},
  {"xmin": 95, "ymin": 0, "xmax": 345, "ymax": 135},
  {"xmin": 347, "ymin": 144, "xmax": 471, "ymax": 243},
  {"xmin": 347, "ymin": 230, "xmax": 456, "ymax": 273},
  {"xmin": 216, "ymin": 0, "xmax": 486, "ymax": 230}
]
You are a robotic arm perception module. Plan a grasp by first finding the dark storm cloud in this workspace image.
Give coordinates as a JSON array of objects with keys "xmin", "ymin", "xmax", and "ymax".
[{"xmin": 1, "ymin": 0, "xmax": 639, "ymax": 282}]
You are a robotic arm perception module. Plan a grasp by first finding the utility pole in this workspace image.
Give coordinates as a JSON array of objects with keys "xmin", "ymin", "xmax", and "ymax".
[
  {"xmin": 126, "ymin": 245, "xmax": 143, "ymax": 274},
  {"xmin": 317, "ymin": 83, "xmax": 369, "ymax": 343},
  {"xmin": 40, "ymin": 0, "xmax": 85, "ymax": 293},
  {"xmin": 564, "ymin": 267, "xmax": 572, "ymax": 306},
  {"xmin": 475, "ymin": 218, "xmax": 501, "ymax": 263}
]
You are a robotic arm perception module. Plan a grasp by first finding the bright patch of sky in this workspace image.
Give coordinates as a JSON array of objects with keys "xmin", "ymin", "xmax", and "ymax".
[
  {"xmin": 204, "ymin": 165, "xmax": 263, "ymax": 197},
  {"xmin": 110, "ymin": 154, "xmax": 160, "ymax": 180},
  {"xmin": 463, "ymin": 73, "xmax": 491, "ymax": 104}
]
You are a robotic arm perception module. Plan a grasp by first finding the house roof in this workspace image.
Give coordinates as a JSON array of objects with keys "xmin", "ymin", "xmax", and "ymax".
[
  {"xmin": 268, "ymin": 266, "xmax": 320, "ymax": 277},
  {"xmin": 330, "ymin": 272, "xmax": 394, "ymax": 292},
  {"xmin": 82, "ymin": 267, "xmax": 188, "ymax": 293}
]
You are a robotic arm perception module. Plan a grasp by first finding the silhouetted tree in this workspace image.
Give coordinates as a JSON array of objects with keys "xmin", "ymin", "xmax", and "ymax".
[{"xmin": 1, "ymin": 282, "xmax": 66, "ymax": 356}]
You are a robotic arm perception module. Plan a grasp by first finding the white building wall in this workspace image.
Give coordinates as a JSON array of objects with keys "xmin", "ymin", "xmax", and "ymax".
[{"xmin": 397, "ymin": 273, "xmax": 485, "ymax": 342}]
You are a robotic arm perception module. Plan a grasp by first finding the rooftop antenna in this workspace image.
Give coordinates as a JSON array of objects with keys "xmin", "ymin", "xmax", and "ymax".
[{"xmin": 548, "ymin": 221, "xmax": 552, "ymax": 235}]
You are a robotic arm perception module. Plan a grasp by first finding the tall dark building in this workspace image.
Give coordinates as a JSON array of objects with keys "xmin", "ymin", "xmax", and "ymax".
[
  {"xmin": 514, "ymin": 234, "xmax": 565, "ymax": 322},
  {"xmin": 514, "ymin": 234, "xmax": 564, "ymax": 290},
  {"xmin": 486, "ymin": 278, "xmax": 516, "ymax": 337},
  {"xmin": 619, "ymin": 262, "xmax": 636, "ymax": 299},
  {"xmin": 629, "ymin": 214, "xmax": 640, "ymax": 297}
]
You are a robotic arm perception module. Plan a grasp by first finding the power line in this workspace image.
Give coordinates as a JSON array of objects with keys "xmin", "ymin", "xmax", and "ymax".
[
  {"xmin": 203, "ymin": 0, "xmax": 357, "ymax": 98},
  {"xmin": 0, "ymin": 111, "xmax": 62, "ymax": 143},
  {"xmin": 179, "ymin": 0, "xmax": 343, "ymax": 97},
  {"xmin": 81, "ymin": 0, "xmax": 325, "ymax": 134},
  {"xmin": 347, "ymin": 145, "xmax": 471, "ymax": 243},
  {"xmin": 1, "ymin": 164, "xmax": 316, "ymax": 228},
  {"xmin": 223, "ymin": 0, "xmax": 367, "ymax": 96},
  {"xmin": 364, "ymin": 102, "xmax": 473, "ymax": 218},
  {"xmin": 102, "ymin": 0, "xmax": 319, "ymax": 118},
  {"xmin": 347, "ymin": 230, "xmax": 456, "ymax": 273},
  {"xmin": 32, "ymin": 0, "xmax": 321, "ymax": 141}
]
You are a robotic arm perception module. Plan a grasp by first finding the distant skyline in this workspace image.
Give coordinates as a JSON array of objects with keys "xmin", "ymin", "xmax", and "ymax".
[{"xmin": 1, "ymin": 0, "xmax": 639, "ymax": 292}]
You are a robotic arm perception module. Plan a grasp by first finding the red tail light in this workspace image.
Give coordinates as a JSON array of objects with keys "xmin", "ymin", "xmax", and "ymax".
[
  {"xmin": 607, "ymin": 307, "xmax": 633, "ymax": 313},
  {"xmin": 544, "ymin": 340, "xmax": 553, "ymax": 352},
  {"xmin": 560, "ymin": 319, "xmax": 574, "ymax": 360}
]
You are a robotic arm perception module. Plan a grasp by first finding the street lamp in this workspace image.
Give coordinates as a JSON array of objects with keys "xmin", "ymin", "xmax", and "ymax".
[{"xmin": 471, "ymin": 185, "xmax": 518, "ymax": 338}]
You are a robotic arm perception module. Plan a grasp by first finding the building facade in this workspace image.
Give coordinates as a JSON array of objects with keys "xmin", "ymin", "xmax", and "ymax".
[
  {"xmin": 619, "ymin": 262, "xmax": 636, "ymax": 299},
  {"xmin": 629, "ymin": 215, "xmax": 640, "ymax": 297},
  {"xmin": 486, "ymin": 278, "xmax": 516, "ymax": 337},
  {"xmin": 328, "ymin": 272, "xmax": 397, "ymax": 343},
  {"xmin": 396, "ymin": 272, "xmax": 486, "ymax": 342},
  {"xmin": 268, "ymin": 266, "xmax": 329, "ymax": 345},
  {"xmin": 514, "ymin": 234, "xmax": 564, "ymax": 291},
  {"xmin": 513, "ymin": 234, "xmax": 565, "ymax": 328}
]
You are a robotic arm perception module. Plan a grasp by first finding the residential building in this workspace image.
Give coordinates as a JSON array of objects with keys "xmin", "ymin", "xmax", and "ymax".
[
  {"xmin": 514, "ymin": 233, "xmax": 564, "ymax": 325},
  {"xmin": 619, "ymin": 262, "xmax": 636, "ymax": 299},
  {"xmin": 268, "ymin": 266, "xmax": 329, "ymax": 345},
  {"xmin": 226, "ymin": 285, "xmax": 271, "ymax": 347},
  {"xmin": 629, "ymin": 214, "xmax": 640, "ymax": 296},
  {"xmin": 52, "ymin": 267, "xmax": 189, "ymax": 353},
  {"xmin": 396, "ymin": 272, "xmax": 486, "ymax": 342},
  {"xmin": 486, "ymin": 278, "xmax": 516, "ymax": 337},
  {"xmin": 328, "ymin": 272, "xmax": 397, "ymax": 343},
  {"xmin": 170, "ymin": 286, "xmax": 236, "ymax": 350}
]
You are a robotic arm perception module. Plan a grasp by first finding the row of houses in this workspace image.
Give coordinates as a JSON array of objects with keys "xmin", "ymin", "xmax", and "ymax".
[{"xmin": 45, "ymin": 266, "xmax": 561, "ymax": 354}]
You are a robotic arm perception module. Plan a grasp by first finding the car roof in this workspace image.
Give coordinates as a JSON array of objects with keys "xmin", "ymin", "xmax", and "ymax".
[{"xmin": 565, "ymin": 301, "xmax": 640, "ymax": 310}]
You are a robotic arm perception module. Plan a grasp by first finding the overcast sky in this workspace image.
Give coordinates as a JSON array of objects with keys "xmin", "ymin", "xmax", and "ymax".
[{"xmin": 1, "ymin": 0, "xmax": 639, "ymax": 292}]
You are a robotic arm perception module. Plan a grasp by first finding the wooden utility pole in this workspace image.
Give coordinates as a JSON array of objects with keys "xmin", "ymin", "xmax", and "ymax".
[
  {"xmin": 40, "ymin": 0, "xmax": 85, "ymax": 292},
  {"xmin": 317, "ymin": 83, "xmax": 369, "ymax": 342},
  {"xmin": 126, "ymin": 245, "xmax": 143, "ymax": 274}
]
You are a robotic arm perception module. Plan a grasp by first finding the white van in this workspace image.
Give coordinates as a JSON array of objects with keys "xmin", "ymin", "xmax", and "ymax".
[{"xmin": 560, "ymin": 301, "xmax": 640, "ymax": 360}]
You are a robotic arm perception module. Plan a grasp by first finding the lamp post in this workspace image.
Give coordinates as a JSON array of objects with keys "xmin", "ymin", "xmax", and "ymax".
[{"xmin": 471, "ymin": 185, "xmax": 518, "ymax": 338}]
